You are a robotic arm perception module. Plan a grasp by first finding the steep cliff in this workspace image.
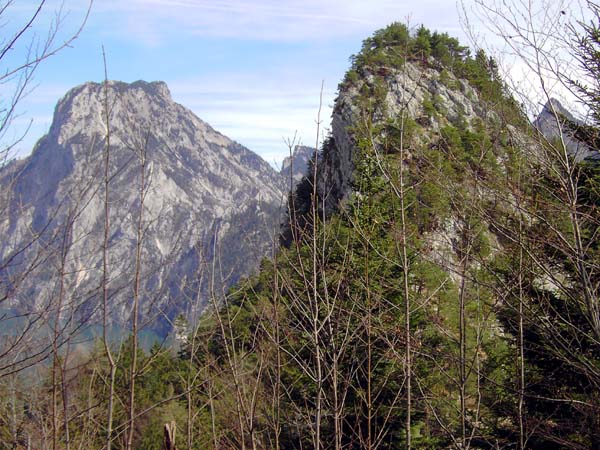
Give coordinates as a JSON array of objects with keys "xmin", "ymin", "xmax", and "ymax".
[
  {"xmin": 319, "ymin": 56, "xmax": 490, "ymax": 214},
  {"xmin": 0, "ymin": 80, "xmax": 286, "ymax": 336}
]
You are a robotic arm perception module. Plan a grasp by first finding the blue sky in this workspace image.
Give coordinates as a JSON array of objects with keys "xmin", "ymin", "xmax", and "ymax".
[{"xmin": 4, "ymin": 0, "xmax": 476, "ymax": 167}]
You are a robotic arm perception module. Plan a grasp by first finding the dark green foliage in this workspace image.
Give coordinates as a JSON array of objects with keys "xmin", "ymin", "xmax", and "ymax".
[
  {"xmin": 421, "ymin": 95, "xmax": 436, "ymax": 118},
  {"xmin": 431, "ymin": 31, "xmax": 469, "ymax": 63},
  {"xmin": 349, "ymin": 22, "xmax": 411, "ymax": 71},
  {"xmin": 436, "ymin": 123, "xmax": 499, "ymax": 182},
  {"xmin": 113, "ymin": 340, "xmax": 187, "ymax": 449},
  {"xmin": 280, "ymin": 149, "xmax": 318, "ymax": 247},
  {"xmin": 345, "ymin": 23, "xmax": 472, "ymax": 80},
  {"xmin": 413, "ymin": 25, "xmax": 432, "ymax": 58}
]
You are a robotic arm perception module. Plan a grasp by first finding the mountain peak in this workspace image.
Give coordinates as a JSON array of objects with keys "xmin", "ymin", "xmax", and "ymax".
[
  {"xmin": 54, "ymin": 80, "xmax": 170, "ymax": 119},
  {"xmin": 280, "ymin": 145, "xmax": 314, "ymax": 186},
  {"xmin": 2, "ymin": 79, "xmax": 287, "ymax": 335},
  {"xmin": 539, "ymin": 98, "xmax": 576, "ymax": 122},
  {"xmin": 48, "ymin": 79, "xmax": 195, "ymax": 153},
  {"xmin": 533, "ymin": 98, "xmax": 599, "ymax": 160},
  {"xmin": 130, "ymin": 80, "xmax": 171, "ymax": 98},
  {"xmin": 60, "ymin": 79, "xmax": 171, "ymax": 102}
]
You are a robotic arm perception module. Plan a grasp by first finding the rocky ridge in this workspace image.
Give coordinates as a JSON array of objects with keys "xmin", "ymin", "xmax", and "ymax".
[{"xmin": 274, "ymin": 26, "xmax": 600, "ymax": 447}]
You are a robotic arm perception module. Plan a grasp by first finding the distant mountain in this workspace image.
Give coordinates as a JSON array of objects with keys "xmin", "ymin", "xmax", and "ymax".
[
  {"xmin": 0, "ymin": 80, "xmax": 287, "ymax": 336},
  {"xmin": 533, "ymin": 98, "xmax": 600, "ymax": 160},
  {"xmin": 280, "ymin": 145, "xmax": 314, "ymax": 188}
]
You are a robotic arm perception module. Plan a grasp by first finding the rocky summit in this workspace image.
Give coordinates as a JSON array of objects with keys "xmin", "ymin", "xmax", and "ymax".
[{"xmin": 0, "ymin": 80, "xmax": 291, "ymax": 336}]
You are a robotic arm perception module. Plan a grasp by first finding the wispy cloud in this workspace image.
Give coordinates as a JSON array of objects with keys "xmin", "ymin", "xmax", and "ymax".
[
  {"xmin": 95, "ymin": 0, "xmax": 460, "ymax": 45},
  {"xmin": 169, "ymin": 71, "xmax": 335, "ymax": 166}
]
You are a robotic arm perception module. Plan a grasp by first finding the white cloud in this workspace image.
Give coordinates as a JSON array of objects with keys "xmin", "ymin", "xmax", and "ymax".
[
  {"xmin": 169, "ymin": 73, "xmax": 335, "ymax": 166},
  {"xmin": 95, "ymin": 0, "xmax": 461, "ymax": 44}
]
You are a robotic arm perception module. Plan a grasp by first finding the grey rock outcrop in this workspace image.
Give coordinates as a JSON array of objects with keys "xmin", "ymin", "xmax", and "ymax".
[
  {"xmin": 280, "ymin": 145, "xmax": 314, "ymax": 188},
  {"xmin": 533, "ymin": 98, "xmax": 600, "ymax": 161},
  {"xmin": 318, "ymin": 61, "xmax": 485, "ymax": 215},
  {"xmin": 0, "ymin": 80, "xmax": 286, "ymax": 336}
]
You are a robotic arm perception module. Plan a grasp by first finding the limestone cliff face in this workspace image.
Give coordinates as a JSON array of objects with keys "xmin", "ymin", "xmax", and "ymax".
[
  {"xmin": 0, "ymin": 80, "xmax": 286, "ymax": 335},
  {"xmin": 319, "ymin": 60, "xmax": 489, "ymax": 215}
]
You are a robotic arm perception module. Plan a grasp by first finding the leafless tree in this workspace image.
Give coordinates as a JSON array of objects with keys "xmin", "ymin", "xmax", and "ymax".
[
  {"xmin": 0, "ymin": 0, "xmax": 92, "ymax": 166},
  {"xmin": 0, "ymin": 0, "xmax": 94, "ymax": 386}
]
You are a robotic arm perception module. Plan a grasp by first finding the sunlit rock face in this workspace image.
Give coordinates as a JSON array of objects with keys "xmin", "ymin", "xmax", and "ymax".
[
  {"xmin": 0, "ymin": 80, "xmax": 287, "ymax": 336},
  {"xmin": 319, "ymin": 59, "xmax": 486, "ymax": 215}
]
